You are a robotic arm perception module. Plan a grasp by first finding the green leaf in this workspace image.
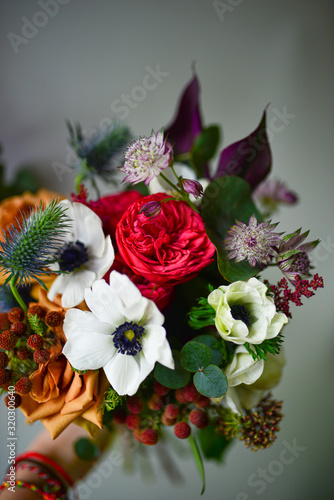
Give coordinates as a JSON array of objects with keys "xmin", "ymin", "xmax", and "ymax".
[
  {"xmin": 193, "ymin": 364, "xmax": 227, "ymax": 398},
  {"xmin": 189, "ymin": 434, "xmax": 206, "ymax": 495},
  {"xmin": 202, "ymin": 176, "xmax": 263, "ymax": 282},
  {"xmin": 190, "ymin": 125, "xmax": 220, "ymax": 178},
  {"xmin": 193, "ymin": 334, "xmax": 223, "ymax": 366},
  {"xmin": 198, "ymin": 425, "xmax": 233, "ymax": 462},
  {"xmin": 74, "ymin": 438, "xmax": 100, "ymax": 461},
  {"xmin": 180, "ymin": 341, "xmax": 212, "ymax": 372},
  {"xmin": 154, "ymin": 350, "xmax": 191, "ymax": 389}
]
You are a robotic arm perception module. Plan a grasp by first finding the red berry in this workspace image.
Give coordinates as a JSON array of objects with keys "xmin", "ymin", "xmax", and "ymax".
[
  {"xmin": 0, "ymin": 351, "xmax": 9, "ymax": 368},
  {"xmin": 133, "ymin": 429, "xmax": 143, "ymax": 442},
  {"xmin": 33, "ymin": 348, "xmax": 50, "ymax": 364},
  {"xmin": 8, "ymin": 307, "xmax": 25, "ymax": 323},
  {"xmin": 127, "ymin": 396, "xmax": 144, "ymax": 414},
  {"xmin": 0, "ymin": 330, "xmax": 18, "ymax": 350},
  {"xmin": 125, "ymin": 414, "xmax": 141, "ymax": 430},
  {"xmin": 4, "ymin": 393, "xmax": 22, "ymax": 408},
  {"xmin": 10, "ymin": 321, "xmax": 27, "ymax": 337},
  {"xmin": 153, "ymin": 381, "xmax": 170, "ymax": 396},
  {"xmin": 183, "ymin": 383, "xmax": 200, "ymax": 403},
  {"xmin": 161, "ymin": 413, "xmax": 176, "ymax": 426},
  {"xmin": 0, "ymin": 368, "xmax": 11, "ymax": 385},
  {"xmin": 194, "ymin": 395, "xmax": 211, "ymax": 408},
  {"xmin": 175, "ymin": 388, "xmax": 187, "ymax": 404},
  {"xmin": 27, "ymin": 334, "xmax": 44, "ymax": 350},
  {"xmin": 189, "ymin": 409, "xmax": 209, "ymax": 429},
  {"xmin": 141, "ymin": 428, "xmax": 159, "ymax": 446},
  {"xmin": 0, "ymin": 312, "xmax": 10, "ymax": 331},
  {"xmin": 174, "ymin": 422, "xmax": 191, "ymax": 439},
  {"xmin": 45, "ymin": 311, "xmax": 63, "ymax": 327},
  {"xmin": 16, "ymin": 347, "xmax": 30, "ymax": 361},
  {"xmin": 147, "ymin": 393, "xmax": 165, "ymax": 411},
  {"xmin": 27, "ymin": 305, "xmax": 46, "ymax": 320},
  {"xmin": 164, "ymin": 404, "xmax": 180, "ymax": 420},
  {"xmin": 15, "ymin": 377, "xmax": 32, "ymax": 395}
]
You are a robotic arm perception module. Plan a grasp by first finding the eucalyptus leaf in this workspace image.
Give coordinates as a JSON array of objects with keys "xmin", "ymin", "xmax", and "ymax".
[
  {"xmin": 154, "ymin": 350, "xmax": 191, "ymax": 389},
  {"xmin": 193, "ymin": 364, "xmax": 227, "ymax": 398},
  {"xmin": 180, "ymin": 341, "xmax": 212, "ymax": 372},
  {"xmin": 193, "ymin": 334, "xmax": 223, "ymax": 366}
]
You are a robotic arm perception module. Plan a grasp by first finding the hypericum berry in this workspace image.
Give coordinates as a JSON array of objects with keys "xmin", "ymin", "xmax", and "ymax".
[
  {"xmin": 45, "ymin": 311, "xmax": 64, "ymax": 327},
  {"xmin": 0, "ymin": 312, "xmax": 10, "ymax": 331},
  {"xmin": 0, "ymin": 368, "xmax": 11, "ymax": 385},
  {"xmin": 27, "ymin": 305, "xmax": 46, "ymax": 320},
  {"xmin": 0, "ymin": 351, "xmax": 9, "ymax": 368},
  {"xmin": 141, "ymin": 428, "xmax": 159, "ymax": 446},
  {"xmin": 15, "ymin": 377, "xmax": 32, "ymax": 395},
  {"xmin": 16, "ymin": 347, "xmax": 30, "ymax": 361},
  {"xmin": 161, "ymin": 413, "xmax": 176, "ymax": 426},
  {"xmin": 8, "ymin": 307, "xmax": 25, "ymax": 323},
  {"xmin": 127, "ymin": 396, "xmax": 144, "ymax": 414},
  {"xmin": 147, "ymin": 393, "xmax": 165, "ymax": 411},
  {"xmin": 194, "ymin": 395, "xmax": 211, "ymax": 408},
  {"xmin": 183, "ymin": 383, "xmax": 200, "ymax": 403},
  {"xmin": 125, "ymin": 414, "xmax": 141, "ymax": 430},
  {"xmin": 133, "ymin": 429, "xmax": 143, "ymax": 442},
  {"xmin": 153, "ymin": 381, "xmax": 170, "ymax": 396},
  {"xmin": 174, "ymin": 422, "xmax": 191, "ymax": 439},
  {"xmin": 189, "ymin": 409, "xmax": 209, "ymax": 429},
  {"xmin": 174, "ymin": 388, "xmax": 187, "ymax": 404},
  {"xmin": 113, "ymin": 410, "xmax": 127, "ymax": 424},
  {"xmin": 27, "ymin": 334, "xmax": 44, "ymax": 350},
  {"xmin": 33, "ymin": 348, "xmax": 50, "ymax": 364},
  {"xmin": 4, "ymin": 393, "xmax": 22, "ymax": 408},
  {"xmin": 10, "ymin": 322, "xmax": 27, "ymax": 337},
  {"xmin": 164, "ymin": 404, "xmax": 180, "ymax": 420},
  {"xmin": 0, "ymin": 330, "xmax": 18, "ymax": 350}
]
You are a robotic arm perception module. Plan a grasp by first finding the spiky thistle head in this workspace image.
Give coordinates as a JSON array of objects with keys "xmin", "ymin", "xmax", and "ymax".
[
  {"xmin": 0, "ymin": 200, "xmax": 70, "ymax": 287},
  {"xmin": 67, "ymin": 120, "xmax": 132, "ymax": 184}
]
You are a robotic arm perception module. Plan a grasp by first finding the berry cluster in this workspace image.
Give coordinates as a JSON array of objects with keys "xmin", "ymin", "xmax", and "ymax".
[{"xmin": 0, "ymin": 306, "xmax": 64, "ymax": 408}]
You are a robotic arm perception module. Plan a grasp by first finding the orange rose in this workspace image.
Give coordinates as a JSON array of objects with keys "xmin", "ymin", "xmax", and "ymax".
[{"xmin": 19, "ymin": 288, "xmax": 109, "ymax": 439}]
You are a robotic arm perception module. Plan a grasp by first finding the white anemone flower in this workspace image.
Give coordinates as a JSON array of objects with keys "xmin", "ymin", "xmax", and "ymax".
[
  {"xmin": 62, "ymin": 271, "xmax": 174, "ymax": 396},
  {"xmin": 208, "ymin": 277, "xmax": 288, "ymax": 345},
  {"xmin": 47, "ymin": 200, "xmax": 114, "ymax": 308}
]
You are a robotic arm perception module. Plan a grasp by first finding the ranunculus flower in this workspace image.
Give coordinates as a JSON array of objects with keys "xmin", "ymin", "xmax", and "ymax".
[
  {"xmin": 19, "ymin": 290, "xmax": 109, "ymax": 439},
  {"xmin": 116, "ymin": 193, "xmax": 216, "ymax": 286},
  {"xmin": 208, "ymin": 277, "xmax": 288, "ymax": 345}
]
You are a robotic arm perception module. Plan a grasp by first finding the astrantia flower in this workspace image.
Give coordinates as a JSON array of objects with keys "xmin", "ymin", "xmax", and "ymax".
[
  {"xmin": 253, "ymin": 178, "xmax": 298, "ymax": 216},
  {"xmin": 224, "ymin": 214, "xmax": 282, "ymax": 267},
  {"xmin": 120, "ymin": 129, "xmax": 173, "ymax": 185},
  {"xmin": 62, "ymin": 271, "xmax": 174, "ymax": 396},
  {"xmin": 208, "ymin": 278, "xmax": 288, "ymax": 345},
  {"xmin": 47, "ymin": 200, "xmax": 114, "ymax": 308},
  {"xmin": 275, "ymin": 228, "xmax": 320, "ymax": 284}
]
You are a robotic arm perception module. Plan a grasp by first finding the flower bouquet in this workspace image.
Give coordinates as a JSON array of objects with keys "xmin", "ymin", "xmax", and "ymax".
[{"xmin": 0, "ymin": 72, "xmax": 323, "ymax": 494}]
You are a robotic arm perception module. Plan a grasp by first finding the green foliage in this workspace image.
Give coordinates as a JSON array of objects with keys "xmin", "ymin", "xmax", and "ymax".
[
  {"xmin": 189, "ymin": 434, "xmax": 206, "ymax": 495},
  {"xmin": 188, "ymin": 295, "xmax": 216, "ymax": 331},
  {"xmin": 28, "ymin": 314, "xmax": 47, "ymax": 336},
  {"xmin": 190, "ymin": 125, "xmax": 220, "ymax": 178},
  {"xmin": 74, "ymin": 438, "xmax": 100, "ymax": 461},
  {"xmin": 154, "ymin": 350, "xmax": 191, "ymax": 389},
  {"xmin": 180, "ymin": 341, "xmax": 212, "ymax": 372},
  {"xmin": 193, "ymin": 364, "xmax": 227, "ymax": 398},
  {"xmin": 202, "ymin": 176, "xmax": 263, "ymax": 282},
  {"xmin": 198, "ymin": 425, "xmax": 234, "ymax": 462},
  {"xmin": 101, "ymin": 387, "xmax": 126, "ymax": 412},
  {"xmin": 244, "ymin": 332, "xmax": 284, "ymax": 361},
  {"xmin": 192, "ymin": 334, "xmax": 223, "ymax": 366},
  {"xmin": 0, "ymin": 146, "xmax": 40, "ymax": 202}
]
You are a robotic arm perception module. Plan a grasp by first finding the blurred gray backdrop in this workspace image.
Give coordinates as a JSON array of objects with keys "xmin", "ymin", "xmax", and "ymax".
[{"xmin": 0, "ymin": 1, "xmax": 333, "ymax": 499}]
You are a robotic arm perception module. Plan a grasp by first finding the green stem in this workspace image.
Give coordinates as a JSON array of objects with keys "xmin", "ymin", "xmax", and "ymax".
[
  {"xmin": 189, "ymin": 434, "xmax": 206, "ymax": 495},
  {"xmin": 9, "ymin": 275, "xmax": 28, "ymax": 313},
  {"xmin": 175, "ymin": 152, "xmax": 191, "ymax": 162},
  {"xmin": 159, "ymin": 173, "xmax": 200, "ymax": 213}
]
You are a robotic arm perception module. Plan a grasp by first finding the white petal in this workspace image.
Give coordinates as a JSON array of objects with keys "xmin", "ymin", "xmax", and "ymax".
[
  {"xmin": 141, "ymin": 324, "xmax": 173, "ymax": 368},
  {"xmin": 63, "ymin": 332, "xmax": 116, "ymax": 371},
  {"xmin": 87, "ymin": 236, "xmax": 115, "ymax": 278},
  {"xmin": 63, "ymin": 308, "xmax": 112, "ymax": 340},
  {"xmin": 61, "ymin": 269, "xmax": 96, "ymax": 308},
  {"xmin": 108, "ymin": 271, "xmax": 143, "ymax": 308},
  {"xmin": 103, "ymin": 354, "xmax": 141, "ymax": 396},
  {"xmin": 84, "ymin": 280, "xmax": 124, "ymax": 327},
  {"xmin": 266, "ymin": 312, "xmax": 288, "ymax": 339},
  {"xmin": 71, "ymin": 203, "xmax": 105, "ymax": 256},
  {"xmin": 47, "ymin": 274, "xmax": 71, "ymax": 302}
]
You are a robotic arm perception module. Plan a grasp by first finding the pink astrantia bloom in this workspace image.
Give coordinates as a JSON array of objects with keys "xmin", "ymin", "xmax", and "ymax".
[
  {"xmin": 254, "ymin": 178, "xmax": 298, "ymax": 216},
  {"xmin": 120, "ymin": 129, "xmax": 173, "ymax": 185},
  {"xmin": 224, "ymin": 214, "xmax": 282, "ymax": 267},
  {"xmin": 275, "ymin": 228, "xmax": 320, "ymax": 284}
]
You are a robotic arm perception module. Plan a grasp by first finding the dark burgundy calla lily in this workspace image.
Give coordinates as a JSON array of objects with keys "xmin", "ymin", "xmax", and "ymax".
[
  {"xmin": 164, "ymin": 73, "xmax": 203, "ymax": 157},
  {"xmin": 214, "ymin": 109, "xmax": 272, "ymax": 189}
]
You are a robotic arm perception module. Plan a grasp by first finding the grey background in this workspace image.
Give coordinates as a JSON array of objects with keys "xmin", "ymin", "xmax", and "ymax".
[{"xmin": 0, "ymin": 1, "xmax": 333, "ymax": 499}]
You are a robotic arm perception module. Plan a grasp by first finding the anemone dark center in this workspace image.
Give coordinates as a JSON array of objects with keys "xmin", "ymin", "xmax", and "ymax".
[
  {"xmin": 230, "ymin": 305, "xmax": 251, "ymax": 327},
  {"xmin": 58, "ymin": 240, "xmax": 89, "ymax": 272},
  {"xmin": 113, "ymin": 321, "xmax": 144, "ymax": 356}
]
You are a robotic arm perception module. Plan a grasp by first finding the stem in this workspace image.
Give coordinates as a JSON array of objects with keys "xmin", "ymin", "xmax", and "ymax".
[
  {"xmin": 91, "ymin": 177, "xmax": 101, "ymax": 199},
  {"xmin": 175, "ymin": 152, "xmax": 191, "ymax": 162},
  {"xmin": 159, "ymin": 174, "xmax": 200, "ymax": 213},
  {"xmin": 9, "ymin": 275, "xmax": 28, "ymax": 313}
]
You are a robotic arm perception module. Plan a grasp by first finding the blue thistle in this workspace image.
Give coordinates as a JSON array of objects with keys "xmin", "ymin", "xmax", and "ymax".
[
  {"xmin": 67, "ymin": 120, "xmax": 132, "ymax": 192},
  {"xmin": 0, "ymin": 200, "xmax": 70, "ymax": 288}
]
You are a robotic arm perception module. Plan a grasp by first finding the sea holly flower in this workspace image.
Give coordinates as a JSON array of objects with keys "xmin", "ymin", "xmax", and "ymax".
[
  {"xmin": 47, "ymin": 200, "xmax": 114, "ymax": 308},
  {"xmin": 224, "ymin": 214, "xmax": 282, "ymax": 267},
  {"xmin": 207, "ymin": 277, "xmax": 288, "ymax": 345},
  {"xmin": 120, "ymin": 129, "xmax": 173, "ymax": 185},
  {"xmin": 275, "ymin": 228, "xmax": 320, "ymax": 284},
  {"xmin": 62, "ymin": 271, "xmax": 174, "ymax": 396}
]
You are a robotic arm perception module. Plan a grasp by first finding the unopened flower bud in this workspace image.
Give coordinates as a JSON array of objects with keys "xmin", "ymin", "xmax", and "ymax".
[
  {"xmin": 139, "ymin": 201, "xmax": 162, "ymax": 219},
  {"xmin": 181, "ymin": 179, "xmax": 204, "ymax": 199}
]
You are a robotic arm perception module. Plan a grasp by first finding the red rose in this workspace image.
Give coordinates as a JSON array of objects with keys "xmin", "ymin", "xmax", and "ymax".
[{"xmin": 116, "ymin": 193, "xmax": 216, "ymax": 286}]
